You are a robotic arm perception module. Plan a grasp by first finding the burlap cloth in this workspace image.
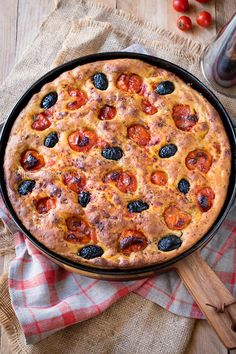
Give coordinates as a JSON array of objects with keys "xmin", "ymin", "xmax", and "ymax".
[{"xmin": 0, "ymin": 0, "xmax": 235, "ymax": 353}]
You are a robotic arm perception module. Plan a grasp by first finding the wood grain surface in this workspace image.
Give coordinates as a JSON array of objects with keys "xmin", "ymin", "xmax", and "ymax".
[{"xmin": 0, "ymin": 1, "xmax": 235, "ymax": 353}]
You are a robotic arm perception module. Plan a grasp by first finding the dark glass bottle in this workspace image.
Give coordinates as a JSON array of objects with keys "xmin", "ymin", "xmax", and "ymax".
[{"xmin": 200, "ymin": 13, "xmax": 236, "ymax": 97}]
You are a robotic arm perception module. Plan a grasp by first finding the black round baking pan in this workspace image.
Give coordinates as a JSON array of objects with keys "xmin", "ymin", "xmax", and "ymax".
[{"xmin": 0, "ymin": 52, "xmax": 235, "ymax": 277}]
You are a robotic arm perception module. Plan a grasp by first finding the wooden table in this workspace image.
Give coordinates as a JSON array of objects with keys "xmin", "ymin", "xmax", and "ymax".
[{"xmin": 0, "ymin": 1, "xmax": 235, "ymax": 353}]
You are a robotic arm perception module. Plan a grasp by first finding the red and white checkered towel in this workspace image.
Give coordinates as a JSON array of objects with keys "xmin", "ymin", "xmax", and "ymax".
[
  {"xmin": 1, "ymin": 44, "xmax": 236, "ymax": 345},
  {"xmin": 1, "ymin": 196, "xmax": 236, "ymax": 344}
]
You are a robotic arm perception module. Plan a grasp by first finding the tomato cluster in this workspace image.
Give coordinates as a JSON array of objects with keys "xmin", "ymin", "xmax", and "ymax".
[{"xmin": 172, "ymin": 0, "xmax": 212, "ymax": 32}]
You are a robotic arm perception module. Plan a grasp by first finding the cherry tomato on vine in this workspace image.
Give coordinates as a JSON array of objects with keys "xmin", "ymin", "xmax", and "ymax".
[
  {"xmin": 177, "ymin": 16, "xmax": 192, "ymax": 31},
  {"xmin": 196, "ymin": 11, "xmax": 212, "ymax": 27},
  {"xmin": 172, "ymin": 0, "xmax": 189, "ymax": 12}
]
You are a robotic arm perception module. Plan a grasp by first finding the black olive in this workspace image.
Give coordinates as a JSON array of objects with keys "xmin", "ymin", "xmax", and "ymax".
[
  {"xmin": 18, "ymin": 180, "xmax": 36, "ymax": 196},
  {"xmin": 101, "ymin": 146, "xmax": 123, "ymax": 160},
  {"xmin": 44, "ymin": 132, "xmax": 59, "ymax": 148},
  {"xmin": 40, "ymin": 91, "xmax": 58, "ymax": 109},
  {"xmin": 158, "ymin": 235, "xmax": 182, "ymax": 252},
  {"xmin": 25, "ymin": 154, "xmax": 39, "ymax": 169},
  {"xmin": 78, "ymin": 191, "xmax": 91, "ymax": 207},
  {"xmin": 178, "ymin": 179, "xmax": 190, "ymax": 195},
  {"xmin": 159, "ymin": 144, "xmax": 177, "ymax": 158},
  {"xmin": 198, "ymin": 195, "xmax": 209, "ymax": 211},
  {"xmin": 156, "ymin": 81, "xmax": 175, "ymax": 95},
  {"xmin": 92, "ymin": 73, "xmax": 108, "ymax": 90},
  {"xmin": 127, "ymin": 200, "xmax": 149, "ymax": 213},
  {"xmin": 78, "ymin": 245, "xmax": 104, "ymax": 259}
]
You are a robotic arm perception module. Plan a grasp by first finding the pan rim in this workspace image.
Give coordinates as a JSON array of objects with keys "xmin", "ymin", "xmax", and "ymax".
[{"xmin": 0, "ymin": 51, "xmax": 235, "ymax": 276}]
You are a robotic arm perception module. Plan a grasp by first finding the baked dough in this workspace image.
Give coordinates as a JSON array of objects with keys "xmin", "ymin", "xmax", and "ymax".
[{"xmin": 4, "ymin": 59, "xmax": 231, "ymax": 268}]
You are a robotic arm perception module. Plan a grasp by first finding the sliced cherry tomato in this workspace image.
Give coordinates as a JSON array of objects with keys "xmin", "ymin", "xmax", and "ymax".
[
  {"xmin": 20, "ymin": 150, "xmax": 45, "ymax": 171},
  {"xmin": 65, "ymin": 216, "xmax": 94, "ymax": 243},
  {"xmin": 151, "ymin": 171, "xmax": 168, "ymax": 186},
  {"xmin": 116, "ymin": 172, "xmax": 137, "ymax": 193},
  {"xmin": 68, "ymin": 130, "xmax": 98, "ymax": 152},
  {"xmin": 116, "ymin": 73, "xmax": 143, "ymax": 93},
  {"xmin": 196, "ymin": 187, "xmax": 215, "ymax": 212},
  {"xmin": 66, "ymin": 89, "xmax": 87, "ymax": 110},
  {"xmin": 213, "ymin": 142, "xmax": 221, "ymax": 154},
  {"xmin": 119, "ymin": 230, "xmax": 147, "ymax": 255},
  {"xmin": 196, "ymin": 11, "xmax": 212, "ymax": 28},
  {"xmin": 163, "ymin": 205, "xmax": 191, "ymax": 230},
  {"xmin": 173, "ymin": 0, "xmax": 189, "ymax": 12},
  {"xmin": 103, "ymin": 171, "xmax": 120, "ymax": 183},
  {"xmin": 98, "ymin": 105, "xmax": 117, "ymax": 120},
  {"xmin": 142, "ymin": 99, "xmax": 158, "ymax": 115},
  {"xmin": 128, "ymin": 74, "xmax": 143, "ymax": 93},
  {"xmin": 116, "ymin": 73, "xmax": 129, "ymax": 91},
  {"xmin": 32, "ymin": 112, "xmax": 51, "ymax": 131},
  {"xmin": 177, "ymin": 16, "xmax": 192, "ymax": 31},
  {"xmin": 66, "ymin": 216, "xmax": 89, "ymax": 232},
  {"xmin": 35, "ymin": 197, "xmax": 56, "ymax": 214},
  {"xmin": 172, "ymin": 105, "xmax": 198, "ymax": 131},
  {"xmin": 103, "ymin": 171, "xmax": 137, "ymax": 193},
  {"xmin": 185, "ymin": 149, "xmax": 212, "ymax": 173},
  {"xmin": 127, "ymin": 124, "xmax": 150, "ymax": 147},
  {"xmin": 62, "ymin": 171, "xmax": 86, "ymax": 193}
]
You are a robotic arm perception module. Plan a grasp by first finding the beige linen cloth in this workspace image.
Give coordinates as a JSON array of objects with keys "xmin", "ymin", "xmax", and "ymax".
[{"xmin": 0, "ymin": 0, "xmax": 235, "ymax": 353}]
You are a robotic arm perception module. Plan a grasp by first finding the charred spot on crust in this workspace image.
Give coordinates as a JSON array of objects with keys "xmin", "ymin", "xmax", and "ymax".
[
  {"xmin": 196, "ymin": 187, "xmax": 215, "ymax": 212},
  {"xmin": 119, "ymin": 231, "xmax": 148, "ymax": 255},
  {"xmin": 25, "ymin": 154, "xmax": 38, "ymax": 169},
  {"xmin": 77, "ymin": 135, "xmax": 90, "ymax": 147}
]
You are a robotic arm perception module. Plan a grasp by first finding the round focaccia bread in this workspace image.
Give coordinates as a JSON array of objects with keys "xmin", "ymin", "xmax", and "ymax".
[{"xmin": 4, "ymin": 58, "xmax": 231, "ymax": 268}]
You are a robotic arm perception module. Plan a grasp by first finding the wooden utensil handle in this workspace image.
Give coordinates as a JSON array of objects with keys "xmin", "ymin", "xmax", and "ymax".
[{"xmin": 175, "ymin": 251, "xmax": 236, "ymax": 350}]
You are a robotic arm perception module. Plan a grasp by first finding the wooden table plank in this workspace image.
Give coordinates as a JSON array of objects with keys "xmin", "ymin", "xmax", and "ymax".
[
  {"xmin": 16, "ymin": 0, "xmax": 55, "ymax": 62},
  {"xmin": 117, "ymin": 0, "xmax": 216, "ymax": 42},
  {"xmin": 215, "ymin": 0, "xmax": 236, "ymax": 32},
  {"xmin": 0, "ymin": 0, "xmax": 18, "ymax": 82}
]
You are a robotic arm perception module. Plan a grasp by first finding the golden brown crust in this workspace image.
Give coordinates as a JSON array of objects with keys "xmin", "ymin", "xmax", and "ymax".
[{"xmin": 4, "ymin": 59, "xmax": 231, "ymax": 268}]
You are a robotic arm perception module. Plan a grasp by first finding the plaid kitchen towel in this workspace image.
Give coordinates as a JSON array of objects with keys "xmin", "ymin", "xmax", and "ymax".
[{"xmin": 1, "ymin": 195, "xmax": 236, "ymax": 345}]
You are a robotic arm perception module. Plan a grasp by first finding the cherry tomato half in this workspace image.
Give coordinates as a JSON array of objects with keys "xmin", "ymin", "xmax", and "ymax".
[
  {"xmin": 177, "ymin": 16, "xmax": 192, "ymax": 31},
  {"xmin": 127, "ymin": 124, "xmax": 150, "ymax": 147},
  {"xmin": 20, "ymin": 150, "xmax": 45, "ymax": 171},
  {"xmin": 62, "ymin": 171, "xmax": 86, "ymax": 193},
  {"xmin": 151, "ymin": 171, "xmax": 168, "ymax": 186},
  {"xmin": 98, "ymin": 105, "xmax": 116, "ymax": 120},
  {"xmin": 173, "ymin": 0, "xmax": 189, "ymax": 12},
  {"xmin": 116, "ymin": 73, "xmax": 143, "ymax": 94},
  {"xmin": 68, "ymin": 130, "xmax": 98, "ymax": 152},
  {"xmin": 32, "ymin": 112, "xmax": 51, "ymax": 131},
  {"xmin": 196, "ymin": 11, "xmax": 212, "ymax": 28},
  {"xmin": 163, "ymin": 205, "xmax": 192, "ymax": 230},
  {"xmin": 35, "ymin": 197, "xmax": 56, "ymax": 214},
  {"xmin": 119, "ymin": 230, "xmax": 148, "ymax": 256}
]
